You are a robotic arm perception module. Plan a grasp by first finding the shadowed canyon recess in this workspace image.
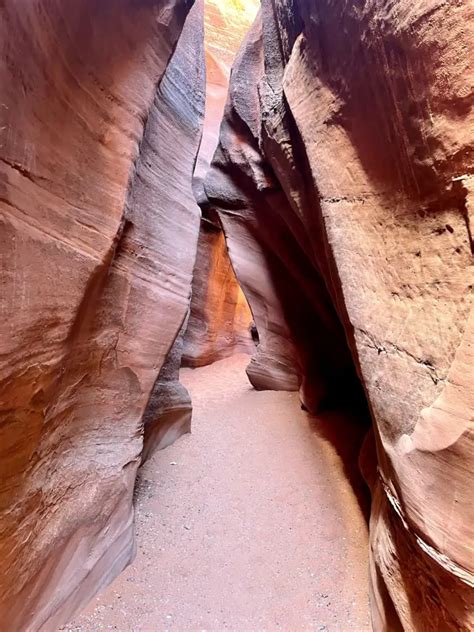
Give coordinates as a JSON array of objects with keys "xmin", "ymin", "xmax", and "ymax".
[{"xmin": 0, "ymin": 0, "xmax": 472, "ymax": 630}]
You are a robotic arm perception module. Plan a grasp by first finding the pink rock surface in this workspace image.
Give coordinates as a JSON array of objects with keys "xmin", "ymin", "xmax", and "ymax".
[
  {"xmin": 205, "ymin": 13, "xmax": 360, "ymax": 404},
  {"xmin": 182, "ymin": 215, "xmax": 254, "ymax": 367},
  {"xmin": 0, "ymin": 0, "xmax": 204, "ymax": 627},
  {"xmin": 142, "ymin": 320, "xmax": 193, "ymax": 462},
  {"xmin": 183, "ymin": 0, "xmax": 256, "ymax": 369},
  {"xmin": 1, "ymin": 0, "xmax": 472, "ymax": 629},
  {"xmin": 206, "ymin": 1, "xmax": 474, "ymax": 629}
]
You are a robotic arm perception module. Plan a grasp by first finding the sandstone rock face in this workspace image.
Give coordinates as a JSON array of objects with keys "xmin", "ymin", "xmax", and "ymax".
[
  {"xmin": 182, "ymin": 1, "xmax": 255, "ymax": 368},
  {"xmin": 204, "ymin": 0, "xmax": 260, "ymax": 67},
  {"xmin": 182, "ymin": 213, "xmax": 254, "ymax": 367},
  {"xmin": 206, "ymin": 1, "xmax": 474, "ymax": 629},
  {"xmin": 0, "ymin": 0, "xmax": 204, "ymax": 628},
  {"xmin": 142, "ymin": 319, "xmax": 192, "ymax": 463},
  {"xmin": 206, "ymin": 13, "xmax": 359, "ymax": 402}
]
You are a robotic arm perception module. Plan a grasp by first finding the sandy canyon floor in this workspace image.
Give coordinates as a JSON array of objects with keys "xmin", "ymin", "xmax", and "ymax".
[{"xmin": 66, "ymin": 354, "xmax": 370, "ymax": 631}]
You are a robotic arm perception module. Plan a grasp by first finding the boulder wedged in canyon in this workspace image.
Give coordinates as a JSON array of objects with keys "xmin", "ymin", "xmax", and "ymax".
[
  {"xmin": 0, "ymin": 0, "xmax": 204, "ymax": 628},
  {"xmin": 206, "ymin": 1, "xmax": 474, "ymax": 630}
]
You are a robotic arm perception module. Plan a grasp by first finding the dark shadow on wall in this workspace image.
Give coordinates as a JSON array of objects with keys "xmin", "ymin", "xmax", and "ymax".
[{"xmin": 305, "ymin": 407, "xmax": 371, "ymax": 525}]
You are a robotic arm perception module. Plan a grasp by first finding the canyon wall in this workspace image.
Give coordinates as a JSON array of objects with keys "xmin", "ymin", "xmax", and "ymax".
[
  {"xmin": 182, "ymin": 4, "xmax": 255, "ymax": 368},
  {"xmin": 183, "ymin": 45, "xmax": 253, "ymax": 368},
  {"xmin": 1, "ymin": 0, "xmax": 471, "ymax": 629},
  {"xmin": 206, "ymin": 10, "xmax": 361, "ymax": 405},
  {"xmin": 0, "ymin": 0, "xmax": 204, "ymax": 627},
  {"xmin": 206, "ymin": 1, "xmax": 473, "ymax": 630},
  {"xmin": 182, "ymin": 211, "xmax": 254, "ymax": 367}
]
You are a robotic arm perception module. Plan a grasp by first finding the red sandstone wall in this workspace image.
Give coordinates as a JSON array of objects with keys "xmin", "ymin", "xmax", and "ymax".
[
  {"xmin": 183, "ymin": 0, "xmax": 257, "ymax": 368},
  {"xmin": 205, "ymin": 0, "xmax": 260, "ymax": 66},
  {"xmin": 206, "ymin": 1, "xmax": 474, "ymax": 629},
  {"xmin": 183, "ymin": 214, "xmax": 254, "ymax": 367},
  {"xmin": 0, "ymin": 1, "xmax": 205, "ymax": 627}
]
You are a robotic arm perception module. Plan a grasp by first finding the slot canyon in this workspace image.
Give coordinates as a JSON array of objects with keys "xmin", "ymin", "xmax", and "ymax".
[{"xmin": 0, "ymin": 0, "xmax": 472, "ymax": 630}]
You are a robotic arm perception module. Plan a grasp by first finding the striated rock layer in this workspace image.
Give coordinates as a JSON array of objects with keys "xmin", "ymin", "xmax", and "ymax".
[
  {"xmin": 206, "ymin": 10, "xmax": 360, "ymax": 404},
  {"xmin": 183, "ymin": 2, "xmax": 255, "ymax": 368},
  {"xmin": 142, "ymin": 319, "xmax": 192, "ymax": 462},
  {"xmin": 0, "ymin": 0, "xmax": 204, "ymax": 628},
  {"xmin": 206, "ymin": 1, "xmax": 474, "ymax": 630},
  {"xmin": 182, "ymin": 212, "xmax": 254, "ymax": 367}
]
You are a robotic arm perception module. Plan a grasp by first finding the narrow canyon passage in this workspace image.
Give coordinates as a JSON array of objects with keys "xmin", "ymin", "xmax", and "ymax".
[
  {"xmin": 1, "ymin": 1, "xmax": 472, "ymax": 629},
  {"xmin": 67, "ymin": 355, "xmax": 370, "ymax": 631}
]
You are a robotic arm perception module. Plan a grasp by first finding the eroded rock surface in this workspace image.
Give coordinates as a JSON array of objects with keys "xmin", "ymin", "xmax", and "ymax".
[
  {"xmin": 183, "ymin": 1, "xmax": 255, "ymax": 368},
  {"xmin": 142, "ymin": 318, "xmax": 192, "ymax": 462},
  {"xmin": 0, "ymin": 0, "xmax": 204, "ymax": 627},
  {"xmin": 1, "ymin": 0, "xmax": 472, "ymax": 629},
  {"xmin": 206, "ymin": 13, "xmax": 359, "ymax": 403},
  {"xmin": 206, "ymin": 1, "xmax": 474, "ymax": 629},
  {"xmin": 182, "ymin": 212, "xmax": 254, "ymax": 367}
]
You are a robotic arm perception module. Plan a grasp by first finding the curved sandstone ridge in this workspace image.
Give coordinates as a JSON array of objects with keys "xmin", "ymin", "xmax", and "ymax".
[
  {"xmin": 205, "ymin": 1, "xmax": 473, "ymax": 630},
  {"xmin": 182, "ymin": 210, "xmax": 254, "ymax": 368},
  {"xmin": 203, "ymin": 13, "xmax": 356, "ymax": 402},
  {"xmin": 183, "ymin": 26, "xmax": 255, "ymax": 369},
  {"xmin": 0, "ymin": 0, "xmax": 204, "ymax": 627},
  {"xmin": 182, "ymin": 51, "xmax": 254, "ymax": 368}
]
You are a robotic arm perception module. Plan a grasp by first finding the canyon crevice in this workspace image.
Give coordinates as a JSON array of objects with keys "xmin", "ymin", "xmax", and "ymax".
[{"xmin": 0, "ymin": 0, "xmax": 472, "ymax": 630}]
